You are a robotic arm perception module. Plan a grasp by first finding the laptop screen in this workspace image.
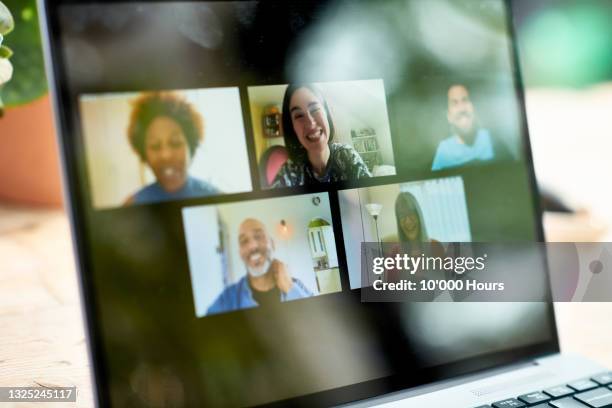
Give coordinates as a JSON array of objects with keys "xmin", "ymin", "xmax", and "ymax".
[{"xmin": 47, "ymin": 0, "xmax": 556, "ymax": 406}]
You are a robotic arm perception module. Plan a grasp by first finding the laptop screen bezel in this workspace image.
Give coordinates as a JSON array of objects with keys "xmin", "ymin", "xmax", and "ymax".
[{"xmin": 38, "ymin": 0, "xmax": 560, "ymax": 406}]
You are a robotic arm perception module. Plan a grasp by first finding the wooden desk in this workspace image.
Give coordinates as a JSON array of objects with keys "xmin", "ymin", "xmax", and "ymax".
[
  {"xmin": 1, "ymin": 206, "xmax": 611, "ymax": 408},
  {"xmin": 0, "ymin": 207, "xmax": 92, "ymax": 407}
]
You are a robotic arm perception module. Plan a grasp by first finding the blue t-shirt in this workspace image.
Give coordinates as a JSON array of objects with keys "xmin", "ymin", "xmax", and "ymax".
[
  {"xmin": 431, "ymin": 129, "xmax": 495, "ymax": 171},
  {"xmin": 132, "ymin": 176, "xmax": 220, "ymax": 204}
]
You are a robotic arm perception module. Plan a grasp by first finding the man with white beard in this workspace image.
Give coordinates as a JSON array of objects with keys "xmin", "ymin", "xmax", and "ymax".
[{"xmin": 207, "ymin": 218, "xmax": 312, "ymax": 315}]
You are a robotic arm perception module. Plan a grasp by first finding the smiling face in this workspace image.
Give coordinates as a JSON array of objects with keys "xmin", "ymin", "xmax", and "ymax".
[
  {"xmin": 144, "ymin": 116, "xmax": 190, "ymax": 193},
  {"xmin": 447, "ymin": 85, "xmax": 476, "ymax": 139},
  {"xmin": 400, "ymin": 212, "xmax": 420, "ymax": 240},
  {"xmin": 289, "ymin": 87, "xmax": 331, "ymax": 156},
  {"xmin": 238, "ymin": 218, "xmax": 273, "ymax": 277}
]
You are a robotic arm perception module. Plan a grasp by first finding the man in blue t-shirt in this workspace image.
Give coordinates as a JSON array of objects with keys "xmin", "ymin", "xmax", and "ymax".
[
  {"xmin": 207, "ymin": 218, "xmax": 312, "ymax": 315},
  {"xmin": 432, "ymin": 84, "xmax": 510, "ymax": 171}
]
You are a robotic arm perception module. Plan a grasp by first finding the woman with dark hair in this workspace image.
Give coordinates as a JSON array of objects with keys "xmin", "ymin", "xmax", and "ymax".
[
  {"xmin": 271, "ymin": 84, "xmax": 371, "ymax": 187},
  {"xmin": 125, "ymin": 92, "xmax": 219, "ymax": 205}
]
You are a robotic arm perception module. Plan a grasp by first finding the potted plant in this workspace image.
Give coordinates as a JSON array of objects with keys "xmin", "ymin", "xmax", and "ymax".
[{"xmin": 0, "ymin": 0, "xmax": 62, "ymax": 206}]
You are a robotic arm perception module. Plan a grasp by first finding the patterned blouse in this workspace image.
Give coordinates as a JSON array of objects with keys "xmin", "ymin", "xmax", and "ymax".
[{"xmin": 271, "ymin": 143, "xmax": 372, "ymax": 188}]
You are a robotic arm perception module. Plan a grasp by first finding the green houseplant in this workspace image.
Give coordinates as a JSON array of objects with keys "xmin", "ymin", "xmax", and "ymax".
[
  {"xmin": 0, "ymin": 0, "xmax": 61, "ymax": 206},
  {"xmin": 0, "ymin": 0, "xmax": 47, "ymax": 111},
  {"xmin": 0, "ymin": 1, "xmax": 14, "ymax": 112}
]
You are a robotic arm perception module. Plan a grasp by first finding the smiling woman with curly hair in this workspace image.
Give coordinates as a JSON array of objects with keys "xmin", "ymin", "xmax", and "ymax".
[{"xmin": 125, "ymin": 91, "xmax": 220, "ymax": 205}]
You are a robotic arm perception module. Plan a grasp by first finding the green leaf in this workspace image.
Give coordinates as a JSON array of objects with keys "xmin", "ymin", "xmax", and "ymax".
[
  {"xmin": 0, "ymin": 2, "xmax": 14, "ymax": 36},
  {"xmin": 0, "ymin": 44, "xmax": 12, "ymax": 58},
  {"xmin": 1, "ymin": 0, "xmax": 47, "ymax": 107}
]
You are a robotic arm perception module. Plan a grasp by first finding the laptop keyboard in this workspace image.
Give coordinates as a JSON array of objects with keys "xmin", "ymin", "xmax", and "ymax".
[{"xmin": 474, "ymin": 372, "xmax": 612, "ymax": 408}]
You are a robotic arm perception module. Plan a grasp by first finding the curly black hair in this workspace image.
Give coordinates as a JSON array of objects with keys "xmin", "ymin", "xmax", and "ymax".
[{"xmin": 127, "ymin": 92, "xmax": 204, "ymax": 161}]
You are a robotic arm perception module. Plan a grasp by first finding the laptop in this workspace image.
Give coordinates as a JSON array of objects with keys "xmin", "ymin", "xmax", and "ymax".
[{"xmin": 38, "ymin": 0, "xmax": 611, "ymax": 406}]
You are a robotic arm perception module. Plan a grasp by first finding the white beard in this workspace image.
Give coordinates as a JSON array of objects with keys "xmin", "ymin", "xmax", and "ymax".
[{"xmin": 246, "ymin": 256, "xmax": 272, "ymax": 278}]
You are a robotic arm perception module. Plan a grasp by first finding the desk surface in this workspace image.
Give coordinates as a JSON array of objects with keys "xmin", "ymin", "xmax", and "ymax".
[{"xmin": 1, "ymin": 206, "xmax": 611, "ymax": 408}]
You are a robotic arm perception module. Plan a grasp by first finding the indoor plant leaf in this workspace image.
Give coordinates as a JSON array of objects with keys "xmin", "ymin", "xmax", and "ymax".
[
  {"xmin": 1, "ymin": 0, "xmax": 47, "ymax": 107},
  {"xmin": 0, "ymin": 44, "xmax": 12, "ymax": 58},
  {"xmin": 0, "ymin": 2, "xmax": 14, "ymax": 36}
]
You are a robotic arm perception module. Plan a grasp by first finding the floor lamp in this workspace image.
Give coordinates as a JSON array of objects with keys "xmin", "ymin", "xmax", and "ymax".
[{"xmin": 365, "ymin": 203, "xmax": 383, "ymax": 258}]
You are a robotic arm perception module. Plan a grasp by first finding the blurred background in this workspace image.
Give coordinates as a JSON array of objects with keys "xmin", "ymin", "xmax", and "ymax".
[
  {"xmin": 1, "ymin": 0, "xmax": 612, "ymax": 406},
  {"xmin": 513, "ymin": 0, "xmax": 612, "ymax": 241},
  {"xmin": 0, "ymin": 0, "xmax": 60, "ymax": 207}
]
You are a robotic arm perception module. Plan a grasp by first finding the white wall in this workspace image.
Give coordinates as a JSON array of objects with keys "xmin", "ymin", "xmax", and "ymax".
[
  {"xmin": 400, "ymin": 177, "xmax": 472, "ymax": 243},
  {"xmin": 80, "ymin": 96, "xmax": 142, "ymax": 207},
  {"xmin": 80, "ymin": 87, "xmax": 252, "ymax": 209},
  {"xmin": 339, "ymin": 183, "xmax": 400, "ymax": 289},
  {"xmin": 183, "ymin": 193, "xmax": 339, "ymax": 315},
  {"xmin": 322, "ymin": 79, "xmax": 395, "ymax": 166},
  {"xmin": 182, "ymin": 206, "xmax": 223, "ymax": 317}
]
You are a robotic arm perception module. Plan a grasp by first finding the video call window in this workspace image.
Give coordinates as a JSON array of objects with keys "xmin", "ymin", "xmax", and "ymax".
[
  {"xmin": 79, "ymin": 87, "xmax": 252, "ymax": 209},
  {"xmin": 393, "ymin": 77, "xmax": 523, "ymax": 175},
  {"xmin": 338, "ymin": 177, "xmax": 471, "ymax": 289},
  {"xmin": 182, "ymin": 193, "xmax": 342, "ymax": 317},
  {"xmin": 247, "ymin": 80, "xmax": 396, "ymax": 189},
  {"xmin": 432, "ymin": 83, "xmax": 515, "ymax": 171}
]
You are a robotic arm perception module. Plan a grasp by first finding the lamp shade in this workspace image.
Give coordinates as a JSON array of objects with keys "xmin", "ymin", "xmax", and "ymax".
[{"xmin": 365, "ymin": 203, "xmax": 383, "ymax": 217}]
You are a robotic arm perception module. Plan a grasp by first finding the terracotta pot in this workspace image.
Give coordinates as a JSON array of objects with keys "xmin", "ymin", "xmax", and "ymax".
[{"xmin": 0, "ymin": 94, "xmax": 63, "ymax": 206}]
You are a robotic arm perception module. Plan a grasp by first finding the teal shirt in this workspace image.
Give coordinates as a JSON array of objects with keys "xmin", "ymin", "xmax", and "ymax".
[{"xmin": 432, "ymin": 129, "xmax": 495, "ymax": 171}]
